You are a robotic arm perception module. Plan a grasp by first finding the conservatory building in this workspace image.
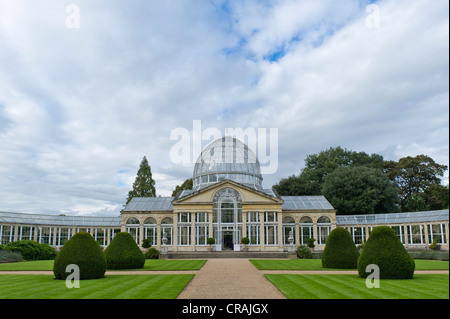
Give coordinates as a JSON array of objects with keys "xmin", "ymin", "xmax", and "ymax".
[
  {"xmin": 121, "ymin": 137, "xmax": 336, "ymax": 252},
  {"xmin": 0, "ymin": 137, "xmax": 448, "ymax": 252}
]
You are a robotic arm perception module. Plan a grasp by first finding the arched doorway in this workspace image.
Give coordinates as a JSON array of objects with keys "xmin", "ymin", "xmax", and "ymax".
[{"xmin": 213, "ymin": 187, "xmax": 242, "ymax": 251}]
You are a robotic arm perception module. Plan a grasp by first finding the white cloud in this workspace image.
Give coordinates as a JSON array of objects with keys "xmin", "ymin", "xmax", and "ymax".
[{"xmin": 0, "ymin": 0, "xmax": 447, "ymax": 215}]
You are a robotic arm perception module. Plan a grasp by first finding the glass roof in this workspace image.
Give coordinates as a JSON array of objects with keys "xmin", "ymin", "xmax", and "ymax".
[
  {"xmin": 192, "ymin": 136, "xmax": 262, "ymax": 191},
  {"xmin": 0, "ymin": 211, "xmax": 121, "ymax": 227},
  {"xmin": 336, "ymin": 209, "xmax": 449, "ymax": 225},
  {"xmin": 122, "ymin": 197, "xmax": 174, "ymax": 211},
  {"xmin": 1, "ymin": 208, "xmax": 448, "ymax": 226},
  {"xmin": 281, "ymin": 196, "xmax": 334, "ymax": 210}
]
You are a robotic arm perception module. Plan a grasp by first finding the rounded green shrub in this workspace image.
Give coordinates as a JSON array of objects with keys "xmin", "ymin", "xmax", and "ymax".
[
  {"xmin": 357, "ymin": 226, "xmax": 415, "ymax": 279},
  {"xmin": 53, "ymin": 232, "xmax": 106, "ymax": 280},
  {"xmin": 322, "ymin": 227, "xmax": 359, "ymax": 269},
  {"xmin": 104, "ymin": 232, "xmax": 145, "ymax": 269},
  {"xmin": 296, "ymin": 245, "xmax": 312, "ymax": 259},
  {"xmin": 145, "ymin": 247, "xmax": 160, "ymax": 259}
]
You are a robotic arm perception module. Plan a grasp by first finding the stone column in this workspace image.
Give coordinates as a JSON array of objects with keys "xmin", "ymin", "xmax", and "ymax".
[
  {"xmin": 138, "ymin": 222, "xmax": 144, "ymax": 248},
  {"xmin": 173, "ymin": 213, "xmax": 178, "ymax": 251},
  {"xmin": 156, "ymin": 219, "xmax": 161, "ymax": 249},
  {"xmin": 208, "ymin": 211, "xmax": 213, "ymax": 239},
  {"xmin": 191, "ymin": 212, "xmax": 196, "ymax": 250},
  {"xmin": 277, "ymin": 212, "xmax": 283, "ymax": 250},
  {"xmin": 260, "ymin": 212, "xmax": 265, "ymax": 251},
  {"xmin": 242, "ymin": 211, "xmax": 247, "ymax": 238},
  {"xmin": 295, "ymin": 221, "xmax": 300, "ymax": 248},
  {"xmin": 424, "ymin": 223, "xmax": 430, "ymax": 247}
]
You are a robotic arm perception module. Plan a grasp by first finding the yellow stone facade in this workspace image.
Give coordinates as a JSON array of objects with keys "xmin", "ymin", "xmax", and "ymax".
[{"xmin": 121, "ymin": 180, "xmax": 337, "ymax": 252}]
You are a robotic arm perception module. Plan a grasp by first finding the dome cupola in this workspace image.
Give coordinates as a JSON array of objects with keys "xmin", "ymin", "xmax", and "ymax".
[{"xmin": 192, "ymin": 136, "xmax": 263, "ymax": 191}]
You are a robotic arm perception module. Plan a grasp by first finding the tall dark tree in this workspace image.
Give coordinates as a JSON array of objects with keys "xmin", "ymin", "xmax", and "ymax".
[
  {"xmin": 126, "ymin": 156, "xmax": 156, "ymax": 204},
  {"xmin": 172, "ymin": 178, "xmax": 193, "ymax": 197},
  {"xmin": 384, "ymin": 155, "xmax": 448, "ymax": 211}
]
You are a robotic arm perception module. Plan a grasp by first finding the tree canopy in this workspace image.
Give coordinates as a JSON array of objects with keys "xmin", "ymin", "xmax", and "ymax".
[
  {"xmin": 384, "ymin": 155, "xmax": 448, "ymax": 211},
  {"xmin": 172, "ymin": 178, "xmax": 193, "ymax": 197},
  {"xmin": 272, "ymin": 147, "xmax": 448, "ymax": 215},
  {"xmin": 322, "ymin": 166, "xmax": 399, "ymax": 215},
  {"xmin": 273, "ymin": 146, "xmax": 384, "ymax": 197},
  {"xmin": 126, "ymin": 156, "xmax": 156, "ymax": 204}
]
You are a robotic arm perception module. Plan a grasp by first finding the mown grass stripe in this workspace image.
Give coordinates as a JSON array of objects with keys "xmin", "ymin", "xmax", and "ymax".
[
  {"xmin": 0, "ymin": 274, "xmax": 193, "ymax": 299},
  {"xmin": 265, "ymin": 274, "xmax": 449, "ymax": 299}
]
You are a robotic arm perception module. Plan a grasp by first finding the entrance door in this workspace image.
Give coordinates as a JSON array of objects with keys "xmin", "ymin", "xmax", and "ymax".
[{"xmin": 223, "ymin": 231, "xmax": 233, "ymax": 250}]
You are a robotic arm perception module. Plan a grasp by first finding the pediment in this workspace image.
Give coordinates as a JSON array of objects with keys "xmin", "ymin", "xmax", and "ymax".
[{"xmin": 172, "ymin": 180, "xmax": 283, "ymax": 205}]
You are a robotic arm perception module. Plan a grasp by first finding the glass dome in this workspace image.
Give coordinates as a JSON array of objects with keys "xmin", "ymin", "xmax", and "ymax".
[{"xmin": 192, "ymin": 136, "xmax": 263, "ymax": 191}]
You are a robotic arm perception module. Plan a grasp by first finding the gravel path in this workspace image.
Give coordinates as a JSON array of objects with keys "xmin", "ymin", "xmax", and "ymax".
[{"xmin": 176, "ymin": 259, "xmax": 286, "ymax": 299}]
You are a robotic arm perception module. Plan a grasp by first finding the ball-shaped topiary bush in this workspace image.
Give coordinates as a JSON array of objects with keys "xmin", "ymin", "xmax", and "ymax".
[
  {"xmin": 322, "ymin": 227, "xmax": 360, "ymax": 269},
  {"xmin": 104, "ymin": 232, "xmax": 145, "ymax": 269},
  {"xmin": 53, "ymin": 231, "xmax": 106, "ymax": 280},
  {"xmin": 296, "ymin": 245, "xmax": 312, "ymax": 259},
  {"xmin": 357, "ymin": 226, "xmax": 415, "ymax": 279}
]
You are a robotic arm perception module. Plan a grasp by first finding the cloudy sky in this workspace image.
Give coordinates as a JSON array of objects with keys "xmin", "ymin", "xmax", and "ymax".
[{"xmin": 0, "ymin": 0, "xmax": 448, "ymax": 216}]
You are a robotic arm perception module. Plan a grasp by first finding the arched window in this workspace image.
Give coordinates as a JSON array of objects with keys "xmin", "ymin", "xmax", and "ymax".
[
  {"xmin": 299, "ymin": 216, "xmax": 313, "ymax": 245},
  {"xmin": 143, "ymin": 217, "xmax": 157, "ymax": 246},
  {"xmin": 317, "ymin": 216, "xmax": 331, "ymax": 224},
  {"xmin": 126, "ymin": 217, "xmax": 140, "ymax": 225},
  {"xmin": 282, "ymin": 216, "xmax": 295, "ymax": 245},
  {"xmin": 283, "ymin": 216, "xmax": 295, "ymax": 224},
  {"xmin": 317, "ymin": 216, "xmax": 331, "ymax": 245},
  {"xmin": 300, "ymin": 216, "xmax": 313, "ymax": 224},
  {"xmin": 143, "ymin": 217, "xmax": 157, "ymax": 225},
  {"xmin": 161, "ymin": 217, "xmax": 173, "ymax": 245},
  {"xmin": 126, "ymin": 217, "xmax": 140, "ymax": 243}
]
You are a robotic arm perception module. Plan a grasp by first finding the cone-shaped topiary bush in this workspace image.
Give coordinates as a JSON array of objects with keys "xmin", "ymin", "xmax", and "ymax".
[
  {"xmin": 53, "ymin": 231, "xmax": 106, "ymax": 280},
  {"xmin": 358, "ymin": 226, "xmax": 415, "ymax": 279},
  {"xmin": 322, "ymin": 227, "xmax": 360, "ymax": 269},
  {"xmin": 104, "ymin": 232, "xmax": 145, "ymax": 269}
]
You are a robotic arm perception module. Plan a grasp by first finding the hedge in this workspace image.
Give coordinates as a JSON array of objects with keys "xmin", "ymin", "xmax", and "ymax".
[{"xmin": 5, "ymin": 240, "xmax": 56, "ymax": 260}]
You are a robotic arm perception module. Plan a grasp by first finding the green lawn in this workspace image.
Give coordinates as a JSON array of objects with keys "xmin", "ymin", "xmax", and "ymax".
[
  {"xmin": 266, "ymin": 274, "xmax": 449, "ymax": 299},
  {"xmin": 0, "ymin": 274, "xmax": 193, "ymax": 299},
  {"xmin": 0, "ymin": 259, "xmax": 206, "ymax": 271},
  {"xmin": 250, "ymin": 259, "xmax": 449, "ymax": 270}
]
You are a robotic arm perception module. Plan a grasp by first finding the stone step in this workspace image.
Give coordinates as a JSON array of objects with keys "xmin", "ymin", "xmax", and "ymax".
[{"xmin": 165, "ymin": 251, "xmax": 291, "ymax": 259}]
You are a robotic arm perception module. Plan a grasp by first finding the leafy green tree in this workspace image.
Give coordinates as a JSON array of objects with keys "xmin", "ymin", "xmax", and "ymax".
[
  {"xmin": 301, "ymin": 146, "xmax": 384, "ymax": 193},
  {"xmin": 322, "ymin": 166, "xmax": 399, "ymax": 215},
  {"xmin": 273, "ymin": 175, "xmax": 316, "ymax": 196},
  {"xmin": 384, "ymin": 155, "xmax": 448, "ymax": 211},
  {"xmin": 273, "ymin": 146, "xmax": 384, "ymax": 196},
  {"xmin": 126, "ymin": 156, "xmax": 156, "ymax": 204},
  {"xmin": 422, "ymin": 184, "xmax": 449, "ymax": 210},
  {"xmin": 172, "ymin": 178, "xmax": 193, "ymax": 197}
]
